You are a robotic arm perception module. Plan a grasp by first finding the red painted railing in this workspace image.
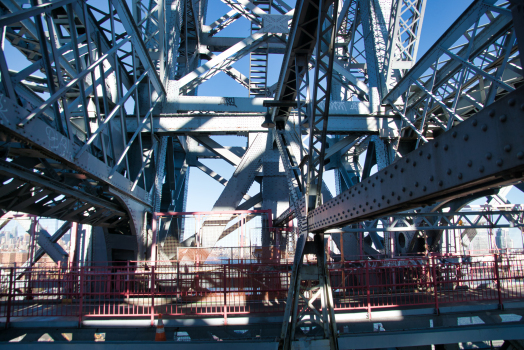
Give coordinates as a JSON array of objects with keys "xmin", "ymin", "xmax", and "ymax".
[{"xmin": 1, "ymin": 254, "xmax": 523, "ymax": 327}]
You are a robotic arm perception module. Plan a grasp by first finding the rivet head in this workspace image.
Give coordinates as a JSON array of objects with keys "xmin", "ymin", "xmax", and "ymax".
[
  {"xmin": 467, "ymin": 160, "xmax": 473, "ymax": 167},
  {"xmin": 427, "ymin": 154, "xmax": 431, "ymax": 159},
  {"xmin": 406, "ymin": 158, "xmax": 410, "ymax": 163},
  {"xmin": 518, "ymin": 151, "xmax": 524, "ymax": 159},
  {"xmin": 434, "ymin": 142, "xmax": 439, "ymax": 147},
  {"xmin": 479, "ymin": 166, "xmax": 485, "ymax": 173},
  {"xmin": 391, "ymin": 192, "xmax": 395, "ymax": 196},
  {"xmin": 409, "ymin": 191, "xmax": 413, "ymax": 196},
  {"xmin": 423, "ymin": 186, "xmax": 427, "ymax": 191},
  {"xmin": 472, "ymin": 119, "xmax": 478, "ymax": 126},
  {"xmin": 447, "ymin": 169, "xmax": 452, "ymax": 175},
  {"xmin": 458, "ymin": 173, "xmax": 463, "ymax": 179},
  {"xmin": 413, "ymin": 161, "xmax": 417, "ymax": 167},
  {"xmin": 400, "ymin": 168, "xmax": 404, "ymax": 173},
  {"xmin": 402, "ymin": 187, "xmax": 406, "ymax": 192},
  {"xmin": 486, "ymin": 152, "xmax": 492, "ymax": 160},
  {"xmin": 481, "ymin": 124, "xmax": 488, "ymax": 132},
  {"xmin": 444, "ymin": 144, "xmax": 448, "ymax": 151},
  {"xmin": 452, "ymin": 132, "xmax": 457, "ymax": 138},
  {"xmin": 504, "ymin": 144, "xmax": 512, "ymax": 152},
  {"xmin": 496, "ymin": 159, "xmax": 503, "ymax": 167},
  {"xmin": 429, "ymin": 176, "xmax": 434, "ymax": 181},
  {"xmin": 508, "ymin": 98, "xmax": 516, "ymax": 106},
  {"xmin": 463, "ymin": 134, "xmax": 469, "ymax": 141},
  {"xmin": 520, "ymin": 103, "xmax": 524, "ymax": 111},
  {"xmin": 419, "ymin": 151, "xmax": 423, "ymax": 156},
  {"xmin": 414, "ymin": 182, "xmax": 419, "ymax": 187},
  {"xmin": 489, "ymin": 110, "xmax": 495, "ymax": 117},
  {"xmin": 438, "ymin": 181, "xmax": 443, "ymax": 186},
  {"xmin": 500, "ymin": 114, "xmax": 507, "ymax": 122}
]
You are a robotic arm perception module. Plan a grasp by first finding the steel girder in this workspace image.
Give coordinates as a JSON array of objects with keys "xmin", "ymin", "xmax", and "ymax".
[
  {"xmin": 384, "ymin": 0, "xmax": 522, "ymax": 149},
  {"xmin": 0, "ymin": 0, "xmax": 166, "ymax": 251},
  {"xmin": 307, "ymin": 87, "xmax": 524, "ymax": 232}
]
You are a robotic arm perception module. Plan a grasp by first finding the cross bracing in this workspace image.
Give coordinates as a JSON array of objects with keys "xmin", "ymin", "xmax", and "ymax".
[{"xmin": 0, "ymin": 0, "xmax": 523, "ymax": 348}]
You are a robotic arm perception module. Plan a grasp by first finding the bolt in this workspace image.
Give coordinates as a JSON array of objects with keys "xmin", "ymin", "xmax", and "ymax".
[
  {"xmin": 406, "ymin": 158, "xmax": 410, "ymax": 163},
  {"xmin": 419, "ymin": 151, "xmax": 423, "ymax": 156},
  {"xmin": 413, "ymin": 161, "xmax": 417, "ymax": 167},
  {"xmin": 481, "ymin": 124, "xmax": 488, "ymax": 131},
  {"xmin": 390, "ymin": 174, "xmax": 393, "ymax": 178},
  {"xmin": 521, "ymin": 103, "xmax": 524, "ymax": 111},
  {"xmin": 452, "ymin": 132, "xmax": 457, "ymax": 138},
  {"xmin": 467, "ymin": 160, "xmax": 473, "ymax": 167},
  {"xmin": 429, "ymin": 176, "xmax": 434, "ymax": 181},
  {"xmin": 435, "ymin": 141, "xmax": 439, "ymax": 147},
  {"xmin": 423, "ymin": 186, "xmax": 427, "ymax": 191},
  {"xmin": 500, "ymin": 114, "xmax": 507, "ymax": 122},
  {"xmin": 444, "ymin": 144, "xmax": 448, "ymax": 151},
  {"xmin": 415, "ymin": 182, "xmax": 419, "ymax": 187},
  {"xmin": 438, "ymin": 181, "xmax": 443, "ymax": 186},
  {"xmin": 402, "ymin": 187, "xmax": 406, "ymax": 192},
  {"xmin": 479, "ymin": 166, "xmax": 485, "ymax": 173},
  {"xmin": 463, "ymin": 134, "xmax": 469, "ymax": 141},
  {"xmin": 400, "ymin": 168, "xmax": 404, "ymax": 173},
  {"xmin": 391, "ymin": 192, "xmax": 395, "ymax": 196},
  {"xmin": 447, "ymin": 169, "xmax": 452, "ymax": 175},
  {"xmin": 409, "ymin": 191, "xmax": 413, "ymax": 196},
  {"xmin": 504, "ymin": 144, "xmax": 512, "ymax": 152},
  {"xmin": 458, "ymin": 173, "xmax": 463, "ymax": 179},
  {"xmin": 518, "ymin": 152, "xmax": 524, "ymax": 159},
  {"xmin": 489, "ymin": 110, "xmax": 495, "ymax": 117},
  {"xmin": 427, "ymin": 154, "xmax": 431, "ymax": 159},
  {"xmin": 486, "ymin": 152, "xmax": 492, "ymax": 160},
  {"xmin": 497, "ymin": 159, "xmax": 503, "ymax": 167},
  {"xmin": 472, "ymin": 120, "xmax": 478, "ymax": 126},
  {"xmin": 508, "ymin": 98, "xmax": 516, "ymax": 106}
]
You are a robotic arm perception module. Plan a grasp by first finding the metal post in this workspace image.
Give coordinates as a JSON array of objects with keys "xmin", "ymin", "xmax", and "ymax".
[
  {"xmin": 223, "ymin": 264, "xmax": 228, "ymax": 325},
  {"xmin": 432, "ymin": 256, "xmax": 439, "ymax": 315},
  {"xmin": 366, "ymin": 259, "xmax": 371, "ymax": 319},
  {"xmin": 150, "ymin": 265, "xmax": 156, "ymax": 326},
  {"xmin": 494, "ymin": 254, "xmax": 504, "ymax": 310},
  {"xmin": 176, "ymin": 261, "xmax": 180, "ymax": 314},
  {"xmin": 78, "ymin": 266, "xmax": 84, "ymax": 328},
  {"xmin": 5, "ymin": 267, "xmax": 14, "ymax": 329}
]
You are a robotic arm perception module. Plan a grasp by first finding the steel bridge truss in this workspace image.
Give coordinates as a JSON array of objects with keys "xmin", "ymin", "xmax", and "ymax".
[{"xmin": 0, "ymin": 0, "xmax": 524, "ymax": 349}]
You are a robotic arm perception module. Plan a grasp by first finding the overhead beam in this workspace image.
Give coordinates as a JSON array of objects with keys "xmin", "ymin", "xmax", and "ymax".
[{"xmin": 126, "ymin": 115, "xmax": 396, "ymax": 134}]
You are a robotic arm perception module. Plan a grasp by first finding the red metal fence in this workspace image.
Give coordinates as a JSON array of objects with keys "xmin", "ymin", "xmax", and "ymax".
[{"xmin": 1, "ymin": 254, "xmax": 523, "ymax": 327}]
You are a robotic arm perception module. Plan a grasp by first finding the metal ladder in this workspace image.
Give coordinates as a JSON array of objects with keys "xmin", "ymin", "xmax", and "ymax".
[{"xmin": 249, "ymin": 0, "xmax": 271, "ymax": 97}]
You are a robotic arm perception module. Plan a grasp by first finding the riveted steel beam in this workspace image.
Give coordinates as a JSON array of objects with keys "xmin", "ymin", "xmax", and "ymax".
[{"xmin": 308, "ymin": 87, "xmax": 524, "ymax": 232}]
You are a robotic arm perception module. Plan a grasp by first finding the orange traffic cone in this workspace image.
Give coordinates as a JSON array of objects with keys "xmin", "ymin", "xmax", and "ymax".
[{"xmin": 155, "ymin": 314, "xmax": 166, "ymax": 341}]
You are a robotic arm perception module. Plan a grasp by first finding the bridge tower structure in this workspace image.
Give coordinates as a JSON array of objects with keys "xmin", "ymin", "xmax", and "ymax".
[{"xmin": 0, "ymin": 0, "xmax": 524, "ymax": 348}]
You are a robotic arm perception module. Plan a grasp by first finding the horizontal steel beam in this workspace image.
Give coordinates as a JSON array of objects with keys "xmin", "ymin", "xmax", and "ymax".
[
  {"xmin": 308, "ymin": 86, "xmax": 524, "ymax": 232},
  {"xmin": 126, "ymin": 115, "xmax": 395, "ymax": 134}
]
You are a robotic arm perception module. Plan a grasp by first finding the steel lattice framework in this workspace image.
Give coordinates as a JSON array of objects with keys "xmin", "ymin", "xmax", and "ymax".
[{"xmin": 0, "ymin": 0, "xmax": 524, "ymax": 348}]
